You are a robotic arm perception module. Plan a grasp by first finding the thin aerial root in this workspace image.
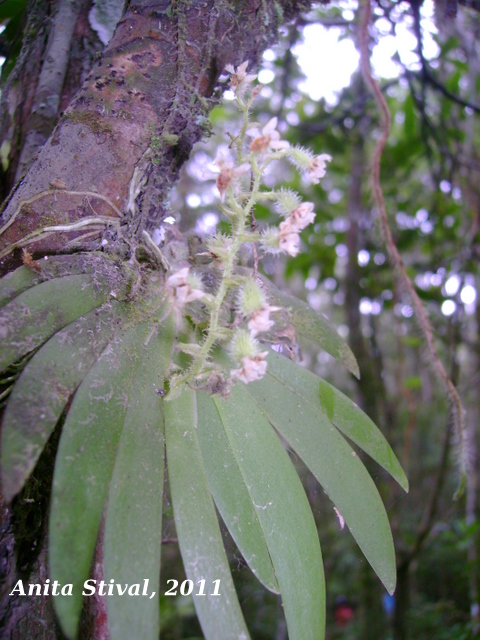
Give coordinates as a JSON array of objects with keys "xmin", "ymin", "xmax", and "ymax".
[{"xmin": 359, "ymin": 0, "xmax": 468, "ymax": 497}]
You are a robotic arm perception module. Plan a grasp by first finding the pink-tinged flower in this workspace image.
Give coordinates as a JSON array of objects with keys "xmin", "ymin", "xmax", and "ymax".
[
  {"xmin": 167, "ymin": 267, "xmax": 205, "ymax": 305},
  {"xmin": 279, "ymin": 218, "xmax": 297, "ymax": 235},
  {"xmin": 308, "ymin": 154, "xmax": 332, "ymax": 183},
  {"xmin": 278, "ymin": 226, "xmax": 300, "ymax": 257},
  {"xmin": 247, "ymin": 305, "xmax": 279, "ymax": 336},
  {"xmin": 225, "ymin": 61, "xmax": 257, "ymax": 95},
  {"xmin": 247, "ymin": 117, "xmax": 289, "ymax": 153},
  {"xmin": 230, "ymin": 352, "xmax": 268, "ymax": 383},
  {"xmin": 289, "ymin": 202, "xmax": 316, "ymax": 231},
  {"xmin": 213, "ymin": 152, "xmax": 250, "ymax": 202}
]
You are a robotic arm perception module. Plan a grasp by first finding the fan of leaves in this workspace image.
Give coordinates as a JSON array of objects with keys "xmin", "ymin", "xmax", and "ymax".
[{"xmin": 0, "ymin": 253, "xmax": 408, "ymax": 640}]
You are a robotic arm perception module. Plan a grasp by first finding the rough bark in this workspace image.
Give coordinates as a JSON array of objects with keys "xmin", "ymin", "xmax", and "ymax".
[
  {"xmin": 15, "ymin": 0, "xmax": 89, "ymax": 183},
  {"xmin": 0, "ymin": 1, "xmax": 312, "ymax": 637},
  {"xmin": 0, "ymin": 0, "xmax": 311, "ymax": 276},
  {"xmin": 0, "ymin": 0, "xmax": 105, "ymax": 197}
]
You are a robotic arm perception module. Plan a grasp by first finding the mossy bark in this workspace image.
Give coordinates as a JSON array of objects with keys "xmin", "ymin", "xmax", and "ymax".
[{"xmin": 0, "ymin": 0, "xmax": 311, "ymax": 276}]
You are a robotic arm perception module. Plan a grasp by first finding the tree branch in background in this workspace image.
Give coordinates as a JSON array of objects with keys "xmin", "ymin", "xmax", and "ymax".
[
  {"xmin": 275, "ymin": 18, "xmax": 301, "ymax": 120},
  {"xmin": 296, "ymin": 78, "xmax": 398, "ymax": 135},
  {"xmin": 359, "ymin": 0, "xmax": 469, "ymax": 497},
  {"xmin": 14, "ymin": 0, "xmax": 88, "ymax": 183},
  {"xmin": 410, "ymin": 0, "xmax": 480, "ymax": 114}
]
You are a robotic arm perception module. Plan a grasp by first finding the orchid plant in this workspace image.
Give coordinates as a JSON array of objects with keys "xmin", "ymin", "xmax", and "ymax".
[{"xmin": 0, "ymin": 60, "xmax": 407, "ymax": 640}]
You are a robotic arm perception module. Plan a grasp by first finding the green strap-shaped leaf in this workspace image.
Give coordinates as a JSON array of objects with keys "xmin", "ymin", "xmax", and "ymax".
[
  {"xmin": 49, "ymin": 321, "xmax": 159, "ymax": 640},
  {"xmin": 104, "ymin": 314, "xmax": 175, "ymax": 640},
  {"xmin": 266, "ymin": 351, "xmax": 408, "ymax": 492},
  {"xmin": 164, "ymin": 389, "xmax": 251, "ymax": 640},
  {"xmin": 0, "ymin": 254, "xmax": 134, "ymax": 308},
  {"xmin": 196, "ymin": 391, "xmax": 279, "ymax": 594},
  {"xmin": 246, "ymin": 375, "xmax": 397, "ymax": 595},
  {"xmin": 259, "ymin": 275, "xmax": 359, "ymax": 378},
  {"xmin": 0, "ymin": 266, "xmax": 39, "ymax": 307},
  {"xmin": 0, "ymin": 274, "xmax": 110, "ymax": 372},
  {"xmin": 1, "ymin": 304, "xmax": 126, "ymax": 501},
  {"xmin": 213, "ymin": 385, "xmax": 326, "ymax": 640}
]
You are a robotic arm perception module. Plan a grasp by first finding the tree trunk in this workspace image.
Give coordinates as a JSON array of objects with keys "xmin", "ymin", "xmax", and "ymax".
[
  {"xmin": 0, "ymin": 0, "xmax": 104, "ymax": 196},
  {"xmin": 0, "ymin": 1, "xmax": 312, "ymax": 637},
  {"xmin": 344, "ymin": 82, "xmax": 386, "ymax": 640},
  {"xmin": 393, "ymin": 561, "xmax": 410, "ymax": 640},
  {"xmin": 0, "ymin": 0, "xmax": 310, "ymax": 276}
]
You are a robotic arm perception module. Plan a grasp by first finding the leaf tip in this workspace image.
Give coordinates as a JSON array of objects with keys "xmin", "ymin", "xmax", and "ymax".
[{"xmin": 343, "ymin": 345, "xmax": 360, "ymax": 378}]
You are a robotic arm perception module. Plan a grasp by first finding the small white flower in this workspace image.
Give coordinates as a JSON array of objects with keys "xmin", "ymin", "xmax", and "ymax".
[
  {"xmin": 225, "ymin": 61, "xmax": 257, "ymax": 95},
  {"xmin": 261, "ymin": 223, "xmax": 301, "ymax": 258},
  {"xmin": 231, "ymin": 353, "xmax": 268, "ymax": 383},
  {"xmin": 289, "ymin": 202, "xmax": 316, "ymax": 231},
  {"xmin": 279, "ymin": 218, "xmax": 297, "ymax": 235},
  {"xmin": 238, "ymin": 280, "xmax": 280, "ymax": 336},
  {"xmin": 278, "ymin": 228, "xmax": 300, "ymax": 257},
  {"xmin": 166, "ymin": 267, "xmax": 190, "ymax": 288},
  {"xmin": 308, "ymin": 154, "xmax": 332, "ymax": 183},
  {"xmin": 247, "ymin": 305, "xmax": 279, "ymax": 336},
  {"xmin": 213, "ymin": 152, "xmax": 250, "ymax": 201},
  {"xmin": 167, "ymin": 267, "xmax": 205, "ymax": 305},
  {"xmin": 286, "ymin": 146, "xmax": 331, "ymax": 183},
  {"xmin": 248, "ymin": 117, "xmax": 289, "ymax": 153}
]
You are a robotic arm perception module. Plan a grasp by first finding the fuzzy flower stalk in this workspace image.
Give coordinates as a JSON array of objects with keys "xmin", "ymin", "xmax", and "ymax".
[{"xmin": 165, "ymin": 61, "xmax": 331, "ymax": 397}]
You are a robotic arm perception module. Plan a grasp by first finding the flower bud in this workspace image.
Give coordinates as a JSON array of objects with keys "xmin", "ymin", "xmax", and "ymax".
[
  {"xmin": 206, "ymin": 233, "xmax": 233, "ymax": 261},
  {"xmin": 286, "ymin": 145, "xmax": 314, "ymax": 170},
  {"xmin": 260, "ymin": 227, "xmax": 282, "ymax": 254},
  {"xmin": 230, "ymin": 329, "xmax": 260, "ymax": 361},
  {"xmin": 275, "ymin": 188, "xmax": 302, "ymax": 217},
  {"xmin": 238, "ymin": 279, "xmax": 266, "ymax": 316}
]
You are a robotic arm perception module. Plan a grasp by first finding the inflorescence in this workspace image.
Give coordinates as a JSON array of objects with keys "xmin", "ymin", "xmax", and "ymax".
[{"xmin": 165, "ymin": 61, "xmax": 331, "ymax": 398}]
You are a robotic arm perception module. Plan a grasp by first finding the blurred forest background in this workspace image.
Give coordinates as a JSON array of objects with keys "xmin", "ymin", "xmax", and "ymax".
[{"xmin": 1, "ymin": 0, "xmax": 480, "ymax": 639}]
